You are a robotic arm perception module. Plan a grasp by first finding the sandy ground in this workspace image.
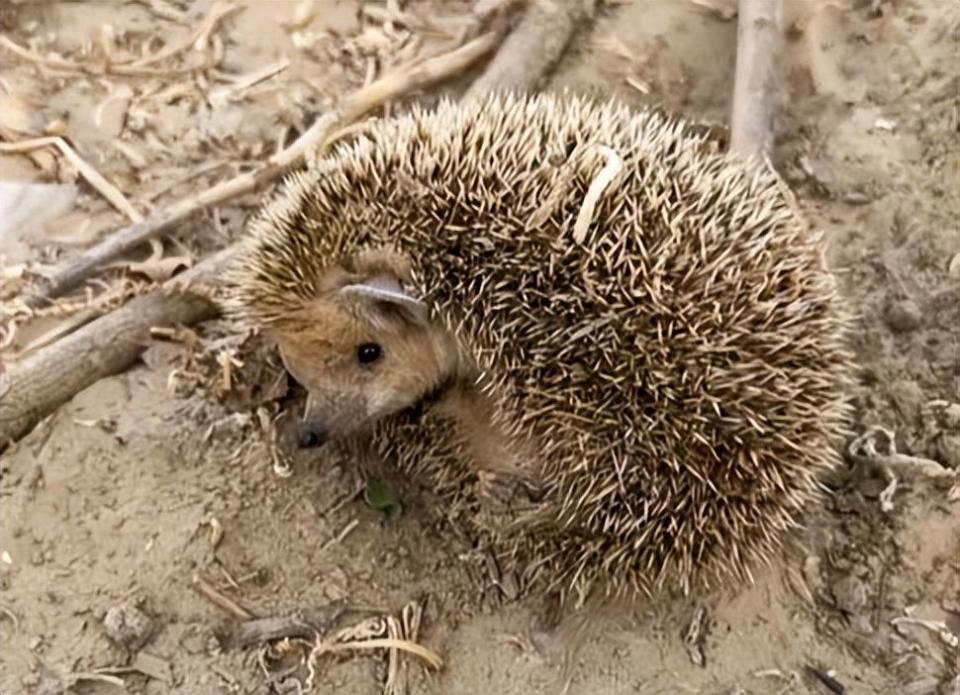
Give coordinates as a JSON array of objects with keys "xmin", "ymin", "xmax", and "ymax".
[{"xmin": 1, "ymin": 1, "xmax": 959, "ymax": 693}]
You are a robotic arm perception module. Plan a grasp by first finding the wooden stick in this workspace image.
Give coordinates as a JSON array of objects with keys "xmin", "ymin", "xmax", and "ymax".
[
  {"xmin": 0, "ymin": 249, "xmax": 231, "ymax": 452},
  {"xmin": 464, "ymin": 0, "xmax": 589, "ymax": 101},
  {"xmin": 20, "ymin": 29, "xmax": 506, "ymax": 310},
  {"xmin": 191, "ymin": 572, "xmax": 257, "ymax": 621},
  {"xmin": 218, "ymin": 600, "xmax": 348, "ymax": 649},
  {"xmin": 0, "ymin": 137, "xmax": 143, "ymax": 223},
  {"xmin": 729, "ymin": 0, "xmax": 783, "ymax": 159}
]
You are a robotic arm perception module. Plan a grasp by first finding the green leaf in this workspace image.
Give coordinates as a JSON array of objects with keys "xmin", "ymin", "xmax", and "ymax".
[{"xmin": 364, "ymin": 478, "xmax": 403, "ymax": 521}]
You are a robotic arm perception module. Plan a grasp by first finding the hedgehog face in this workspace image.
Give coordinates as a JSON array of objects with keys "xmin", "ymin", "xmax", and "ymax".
[{"xmin": 271, "ymin": 255, "xmax": 459, "ymax": 448}]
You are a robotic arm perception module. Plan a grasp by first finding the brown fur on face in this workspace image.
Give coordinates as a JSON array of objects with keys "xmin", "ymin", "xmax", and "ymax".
[{"xmin": 269, "ymin": 249, "xmax": 461, "ymax": 440}]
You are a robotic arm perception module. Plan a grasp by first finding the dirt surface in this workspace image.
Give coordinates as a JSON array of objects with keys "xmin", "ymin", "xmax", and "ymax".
[{"xmin": 2, "ymin": 1, "xmax": 959, "ymax": 694}]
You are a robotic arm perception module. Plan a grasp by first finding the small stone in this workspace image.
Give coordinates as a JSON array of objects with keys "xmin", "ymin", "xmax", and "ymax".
[
  {"xmin": 942, "ymin": 404, "xmax": 960, "ymax": 429},
  {"xmin": 886, "ymin": 379, "xmax": 925, "ymax": 421},
  {"xmin": 831, "ymin": 574, "xmax": 869, "ymax": 613},
  {"xmin": 103, "ymin": 603, "xmax": 154, "ymax": 651},
  {"xmin": 948, "ymin": 253, "xmax": 960, "ymax": 277},
  {"xmin": 936, "ymin": 435, "xmax": 960, "ymax": 470},
  {"xmin": 802, "ymin": 554, "xmax": 824, "ymax": 595},
  {"xmin": 884, "ymin": 299, "xmax": 922, "ymax": 333},
  {"xmin": 873, "ymin": 117, "xmax": 897, "ymax": 132}
]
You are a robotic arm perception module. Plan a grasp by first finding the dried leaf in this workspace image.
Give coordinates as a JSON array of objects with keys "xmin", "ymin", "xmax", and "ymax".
[
  {"xmin": 132, "ymin": 651, "xmax": 173, "ymax": 684},
  {"xmin": 127, "ymin": 254, "xmax": 193, "ymax": 281},
  {"xmin": 95, "ymin": 85, "xmax": 134, "ymax": 138},
  {"xmin": 0, "ymin": 92, "xmax": 46, "ymax": 135}
]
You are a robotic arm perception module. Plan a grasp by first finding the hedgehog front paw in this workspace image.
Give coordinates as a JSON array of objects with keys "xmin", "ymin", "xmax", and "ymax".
[{"xmin": 478, "ymin": 469, "xmax": 545, "ymax": 508}]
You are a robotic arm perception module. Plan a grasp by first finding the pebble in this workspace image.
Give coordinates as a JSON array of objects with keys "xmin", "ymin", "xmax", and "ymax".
[
  {"xmin": 831, "ymin": 574, "xmax": 869, "ymax": 613},
  {"xmin": 883, "ymin": 298, "xmax": 922, "ymax": 333},
  {"xmin": 103, "ymin": 603, "xmax": 154, "ymax": 651},
  {"xmin": 936, "ymin": 434, "xmax": 960, "ymax": 469}
]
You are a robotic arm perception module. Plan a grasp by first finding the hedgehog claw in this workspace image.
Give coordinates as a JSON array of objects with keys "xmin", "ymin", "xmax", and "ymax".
[{"xmin": 478, "ymin": 469, "xmax": 545, "ymax": 508}]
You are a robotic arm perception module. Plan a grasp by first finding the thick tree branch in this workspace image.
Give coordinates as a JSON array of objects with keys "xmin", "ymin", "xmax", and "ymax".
[
  {"xmin": 464, "ymin": 0, "xmax": 589, "ymax": 101},
  {"xmin": 729, "ymin": 0, "xmax": 783, "ymax": 159}
]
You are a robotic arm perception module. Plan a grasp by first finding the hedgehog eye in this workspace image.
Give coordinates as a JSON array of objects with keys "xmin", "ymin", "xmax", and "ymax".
[{"xmin": 357, "ymin": 342, "xmax": 383, "ymax": 365}]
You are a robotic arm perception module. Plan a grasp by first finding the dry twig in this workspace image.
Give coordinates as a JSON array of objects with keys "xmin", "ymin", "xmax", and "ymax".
[
  {"xmin": 314, "ymin": 637, "xmax": 443, "ymax": 670},
  {"xmin": 191, "ymin": 572, "xmax": 257, "ymax": 621},
  {"xmin": 0, "ymin": 137, "xmax": 142, "ymax": 222},
  {"xmin": 20, "ymin": 29, "xmax": 507, "ymax": 309},
  {"xmin": 126, "ymin": 1, "xmax": 241, "ymax": 68},
  {"xmin": 218, "ymin": 600, "xmax": 348, "ymax": 649},
  {"xmin": 0, "ymin": 35, "xmax": 219, "ymax": 77}
]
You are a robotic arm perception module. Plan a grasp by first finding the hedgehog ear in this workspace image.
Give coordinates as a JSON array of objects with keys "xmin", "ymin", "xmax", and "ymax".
[{"xmin": 340, "ymin": 276, "xmax": 429, "ymax": 328}]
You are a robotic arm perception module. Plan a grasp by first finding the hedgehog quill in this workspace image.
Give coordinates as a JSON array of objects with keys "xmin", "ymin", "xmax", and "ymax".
[{"xmin": 228, "ymin": 92, "xmax": 854, "ymax": 602}]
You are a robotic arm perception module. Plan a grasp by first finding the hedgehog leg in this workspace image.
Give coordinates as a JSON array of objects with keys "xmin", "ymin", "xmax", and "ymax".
[
  {"xmin": 439, "ymin": 381, "xmax": 547, "ymax": 509},
  {"xmin": 477, "ymin": 469, "xmax": 545, "ymax": 508}
]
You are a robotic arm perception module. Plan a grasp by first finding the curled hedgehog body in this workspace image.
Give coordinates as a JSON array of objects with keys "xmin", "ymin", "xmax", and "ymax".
[{"xmin": 230, "ymin": 93, "xmax": 853, "ymax": 600}]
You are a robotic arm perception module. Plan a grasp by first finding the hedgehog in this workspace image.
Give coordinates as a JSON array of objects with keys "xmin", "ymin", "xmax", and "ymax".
[{"xmin": 228, "ymin": 92, "xmax": 853, "ymax": 602}]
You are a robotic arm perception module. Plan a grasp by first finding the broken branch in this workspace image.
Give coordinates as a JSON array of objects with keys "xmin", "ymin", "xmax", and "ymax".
[
  {"xmin": 218, "ymin": 600, "xmax": 348, "ymax": 649},
  {"xmin": 0, "ymin": 249, "xmax": 231, "ymax": 452},
  {"xmin": 729, "ymin": 0, "xmax": 783, "ymax": 159},
  {"xmin": 20, "ymin": 29, "xmax": 507, "ymax": 309},
  {"xmin": 465, "ymin": 0, "xmax": 589, "ymax": 101}
]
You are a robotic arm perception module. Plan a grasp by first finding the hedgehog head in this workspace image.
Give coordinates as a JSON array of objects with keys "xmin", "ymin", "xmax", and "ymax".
[{"xmin": 270, "ymin": 248, "xmax": 460, "ymax": 448}]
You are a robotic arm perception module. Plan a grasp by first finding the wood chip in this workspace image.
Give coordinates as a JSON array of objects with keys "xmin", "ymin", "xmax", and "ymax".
[
  {"xmin": 95, "ymin": 85, "xmax": 134, "ymax": 138},
  {"xmin": 132, "ymin": 651, "xmax": 173, "ymax": 684}
]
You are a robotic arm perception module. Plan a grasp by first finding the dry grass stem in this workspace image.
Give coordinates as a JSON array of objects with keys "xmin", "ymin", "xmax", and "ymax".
[
  {"xmin": 211, "ymin": 58, "xmax": 291, "ymax": 102},
  {"xmin": 313, "ymin": 637, "xmax": 444, "ymax": 670},
  {"xmin": 128, "ymin": 1, "xmax": 241, "ymax": 68},
  {"xmin": 0, "ymin": 137, "xmax": 142, "ymax": 222},
  {"xmin": 190, "ymin": 572, "xmax": 256, "ymax": 621}
]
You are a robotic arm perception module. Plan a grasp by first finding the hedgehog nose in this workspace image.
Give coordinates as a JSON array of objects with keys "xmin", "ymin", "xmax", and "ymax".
[{"xmin": 297, "ymin": 426, "xmax": 326, "ymax": 449}]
